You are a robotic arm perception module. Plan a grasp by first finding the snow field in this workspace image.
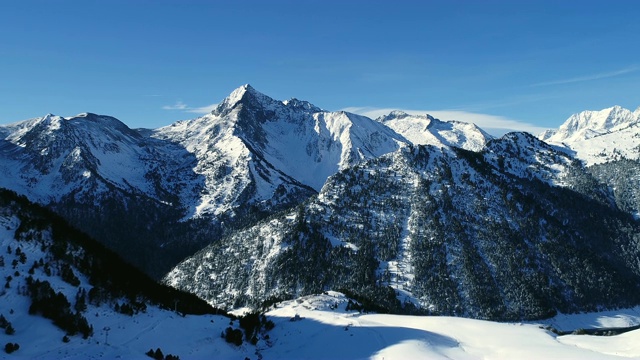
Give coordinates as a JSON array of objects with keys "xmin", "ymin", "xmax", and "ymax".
[{"xmin": 262, "ymin": 292, "xmax": 640, "ymax": 360}]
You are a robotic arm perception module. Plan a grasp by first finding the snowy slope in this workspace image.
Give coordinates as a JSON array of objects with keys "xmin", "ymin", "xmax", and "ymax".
[
  {"xmin": 554, "ymin": 124, "xmax": 640, "ymax": 166},
  {"xmin": 484, "ymin": 132, "xmax": 578, "ymax": 187},
  {"xmin": 377, "ymin": 111, "xmax": 492, "ymax": 151},
  {"xmin": 538, "ymin": 105, "xmax": 640, "ymax": 220},
  {"xmin": 539, "ymin": 105, "xmax": 640, "ymax": 165},
  {"xmin": 1, "ymin": 288, "xmax": 249, "ymax": 360},
  {"xmin": 0, "ymin": 189, "xmax": 260, "ymax": 360}
]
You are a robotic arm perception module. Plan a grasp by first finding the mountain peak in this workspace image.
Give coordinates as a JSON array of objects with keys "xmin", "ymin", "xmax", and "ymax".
[
  {"xmin": 542, "ymin": 105, "xmax": 638, "ymax": 144},
  {"xmin": 375, "ymin": 111, "xmax": 490, "ymax": 151},
  {"xmin": 229, "ymin": 83, "xmax": 255, "ymax": 101},
  {"xmin": 377, "ymin": 110, "xmax": 407, "ymax": 121},
  {"xmin": 282, "ymin": 98, "xmax": 323, "ymax": 113},
  {"xmin": 222, "ymin": 84, "xmax": 255, "ymax": 107},
  {"xmin": 75, "ymin": 112, "xmax": 100, "ymax": 119},
  {"xmin": 570, "ymin": 105, "xmax": 635, "ymax": 132},
  {"xmin": 388, "ymin": 110, "xmax": 409, "ymax": 118},
  {"xmin": 212, "ymin": 84, "xmax": 276, "ymax": 116},
  {"xmin": 377, "ymin": 111, "xmax": 438, "ymax": 123},
  {"xmin": 33, "ymin": 113, "xmax": 64, "ymax": 131},
  {"xmin": 539, "ymin": 105, "xmax": 640, "ymax": 165}
]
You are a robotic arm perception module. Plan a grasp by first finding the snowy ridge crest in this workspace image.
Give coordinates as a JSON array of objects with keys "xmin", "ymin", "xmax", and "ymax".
[
  {"xmin": 376, "ymin": 111, "xmax": 492, "ymax": 152},
  {"xmin": 539, "ymin": 105, "xmax": 640, "ymax": 165},
  {"xmin": 541, "ymin": 105, "xmax": 639, "ymax": 143}
]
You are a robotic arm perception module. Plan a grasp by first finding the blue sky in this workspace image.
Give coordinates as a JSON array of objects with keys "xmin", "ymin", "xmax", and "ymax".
[{"xmin": 1, "ymin": 0, "xmax": 639, "ymax": 134}]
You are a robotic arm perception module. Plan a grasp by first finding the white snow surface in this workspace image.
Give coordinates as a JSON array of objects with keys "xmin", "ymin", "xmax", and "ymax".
[
  {"xmin": 540, "ymin": 105, "xmax": 640, "ymax": 165},
  {"xmin": 259, "ymin": 293, "xmax": 640, "ymax": 360},
  {"xmin": 377, "ymin": 111, "xmax": 492, "ymax": 152}
]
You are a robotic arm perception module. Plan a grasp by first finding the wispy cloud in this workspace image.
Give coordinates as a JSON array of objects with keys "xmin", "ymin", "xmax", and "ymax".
[
  {"xmin": 531, "ymin": 66, "xmax": 639, "ymax": 87},
  {"xmin": 162, "ymin": 101, "xmax": 218, "ymax": 114},
  {"xmin": 162, "ymin": 101, "xmax": 189, "ymax": 110},
  {"xmin": 185, "ymin": 103, "xmax": 218, "ymax": 114},
  {"xmin": 341, "ymin": 107, "xmax": 549, "ymax": 136}
]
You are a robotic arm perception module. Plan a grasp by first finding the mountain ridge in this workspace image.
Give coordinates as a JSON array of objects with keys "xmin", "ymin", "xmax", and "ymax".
[
  {"xmin": 2, "ymin": 86, "xmax": 640, "ymax": 322},
  {"xmin": 376, "ymin": 111, "xmax": 493, "ymax": 152},
  {"xmin": 541, "ymin": 105, "xmax": 639, "ymax": 143}
]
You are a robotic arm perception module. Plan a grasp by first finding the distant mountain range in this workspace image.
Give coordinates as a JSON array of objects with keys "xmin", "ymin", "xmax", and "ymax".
[{"xmin": 1, "ymin": 85, "xmax": 640, "ymax": 321}]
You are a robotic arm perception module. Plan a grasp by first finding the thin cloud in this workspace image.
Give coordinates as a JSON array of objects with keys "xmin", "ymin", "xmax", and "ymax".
[
  {"xmin": 162, "ymin": 101, "xmax": 189, "ymax": 110},
  {"xmin": 531, "ymin": 66, "xmax": 639, "ymax": 87},
  {"xmin": 162, "ymin": 100, "xmax": 218, "ymax": 114},
  {"xmin": 186, "ymin": 103, "xmax": 218, "ymax": 114},
  {"xmin": 342, "ymin": 107, "xmax": 549, "ymax": 136}
]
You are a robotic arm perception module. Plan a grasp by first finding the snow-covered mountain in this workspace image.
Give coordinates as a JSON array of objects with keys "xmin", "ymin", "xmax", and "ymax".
[
  {"xmin": 0, "ymin": 112, "xmax": 195, "ymax": 205},
  {"xmin": 0, "ymin": 112, "xmax": 208, "ymax": 276},
  {"xmin": 539, "ymin": 105, "xmax": 640, "ymax": 218},
  {"xmin": 165, "ymin": 133, "xmax": 640, "ymax": 320},
  {"xmin": 153, "ymin": 84, "xmax": 408, "ymax": 217},
  {"xmin": 539, "ymin": 105, "xmax": 640, "ymax": 165},
  {"xmin": 4, "ymin": 85, "xmax": 640, "ymax": 325},
  {"xmin": 0, "ymin": 86, "xmax": 408, "ymax": 222},
  {"xmin": 0, "ymin": 85, "xmax": 496, "ymax": 233},
  {"xmin": 377, "ymin": 111, "xmax": 492, "ymax": 151},
  {"xmin": 0, "ymin": 85, "xmax": 411, "ymax": 276}
]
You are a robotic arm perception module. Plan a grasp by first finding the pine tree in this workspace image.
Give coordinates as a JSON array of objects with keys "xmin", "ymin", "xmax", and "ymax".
[
  {"xmin": 153, "ymin": 348, "xmax": 164, "ymax": 360},
  {"xmin": 4, "ymin": 342, "xmax": 19, "ymax": 354},
  {"xmin": 74, "ymin": 288, "xmax": 87, "ymax": 312},
  {"xmin": 5, "ymin": 323, "xmax": 15, "ymax": 335}
]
